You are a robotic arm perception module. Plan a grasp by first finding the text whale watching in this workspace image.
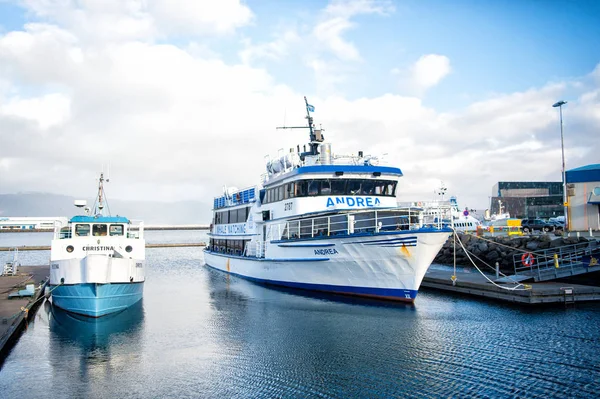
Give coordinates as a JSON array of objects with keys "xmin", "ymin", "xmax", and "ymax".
[
  {"xmin": 47, "ymin": 172, "xmax": 145, "ymax": 317},
  {"xmin": 203, "ymin": 97, "xmax": 453, "ymax": 302}
]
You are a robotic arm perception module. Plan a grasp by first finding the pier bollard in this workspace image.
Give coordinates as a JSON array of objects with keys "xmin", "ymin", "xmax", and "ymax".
[{"xmin": 495, "ymin": 262, "xmax": 499, "ymax": 278}]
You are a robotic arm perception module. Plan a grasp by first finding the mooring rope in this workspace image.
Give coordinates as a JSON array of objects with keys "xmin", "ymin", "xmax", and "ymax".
[{"xmin": 451, "ymin": 228, "xmax": 531, "ymax": 291}]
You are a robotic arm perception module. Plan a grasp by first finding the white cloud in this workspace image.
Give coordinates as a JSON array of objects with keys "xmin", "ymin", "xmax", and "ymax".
[
  {"xmin": 395, "ymin": 54, "xmax": 452, "ymax": 96},
  {"xmin": 411, "ymin": 54, "xmax": 451, "ymax": 90},
  {"xmin": 239, "ymin": 29, "xmax": 300, "ymax": 65},
  {"xmin": 19, "ymin": 0, "xmax": 253, "ymax": 41},
  {"xmin": 0, "ymin": 93, "xmax": 71, "ymax": 129},
  {"xmin": 0, "ymin": 1, "xmax": 599, "ymax": 221},
  {"xmin": 314, "ymin": 0, "xmax": 394, "ymax": 62},
  {"xmin": 149, "ymin": 0, "xmax": 253, "ymax": 36}
]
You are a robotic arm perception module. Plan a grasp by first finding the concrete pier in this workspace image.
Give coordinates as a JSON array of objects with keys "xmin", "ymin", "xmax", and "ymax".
[
  {"xmin": 0, "ymin": 266, "xmax": 48, "ymax": 367},
  {"xmin": 422, "ymin": 269, "xmax": 600, "ymax": 304}
]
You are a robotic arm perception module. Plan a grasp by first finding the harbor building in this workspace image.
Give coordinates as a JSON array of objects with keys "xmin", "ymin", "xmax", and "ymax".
[
  {"xmin": 565, "ymin": 164, "xmax": 600, "ymax": 232},
  {"xmin": 0, "ymin": 217, "xmax": 68, "ymax": 230},
  {"xmin": 490, "ymin": 181, "xmax": 564, "ymax": 219}
]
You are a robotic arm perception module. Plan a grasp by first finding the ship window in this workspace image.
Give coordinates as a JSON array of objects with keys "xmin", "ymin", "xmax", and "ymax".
[
  {"xmin": 331, "ymin": 179, "xmax": 346, "ymax": 195},
  {"xmin": 296, "ymin": 180, "xmax": 308, "ymax": 197},
  {"xmin": 93, "ymin": 224, "xmax": 108, "ymax": 236},
  {"xmin": 75, "ymin": 224, "xmax": 90, "ymax": 237},
  {"xmin": 223, "ymin": 211, "xmax": 229, "ymax": 224},
  {"xmin": 288, "ymin": 182, "xmax": 295, "ymax": 198},
  {"xmin": 347, "ymin": 180, "xmax": 361, "ymax": 195},
  {"xmin": 361, "ymin": 180, "xmax": 375, "ymax": 195},
  {"xmin": 109, "ymin": 224, "xmax": 124, "ymax": 236},
  {"xmin": 308, "ymin": 180, "xmax": 319, "ymax": 196},
  {"xmin": 321, "ymin": 179, "xmax": 332, "ymax": 195},
  {"xmin": 278, "ymin": 185, "xmax": 284, "ymax": 201}
]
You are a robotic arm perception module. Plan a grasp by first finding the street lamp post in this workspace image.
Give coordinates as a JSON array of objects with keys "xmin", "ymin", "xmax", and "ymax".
[{"xmin": 552, "ymin": 100, "xmax": 568, "ymax": 231}]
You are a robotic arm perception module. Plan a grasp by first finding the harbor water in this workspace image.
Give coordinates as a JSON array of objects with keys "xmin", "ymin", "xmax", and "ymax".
[{"xmin": 1, "ymin": 231, "xmax": 599, "ymax": 398}]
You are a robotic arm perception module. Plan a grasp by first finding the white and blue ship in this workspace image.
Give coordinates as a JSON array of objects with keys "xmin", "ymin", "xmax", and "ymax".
[
  {"xmin": 204, "ymin": 97, "xmax": 453, "ymax": 302},
  {"xmin": 49, "ymin": 173, "xmax": 145, "ymax": 317}
]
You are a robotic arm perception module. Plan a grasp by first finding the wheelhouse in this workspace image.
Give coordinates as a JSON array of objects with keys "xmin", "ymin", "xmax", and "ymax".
[{"xmin": 55, "ymin": 216, "xmax": 140, "ymax": 240}]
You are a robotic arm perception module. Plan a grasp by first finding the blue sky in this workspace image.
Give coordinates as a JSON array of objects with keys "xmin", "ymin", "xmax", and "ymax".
[
  {"xmin": 0, "ymin": 0, "xmax": 599, "ymax": 211},
  {"xmin": 3, "ymin": 0, "xmax": 598, "ymax": 110}
]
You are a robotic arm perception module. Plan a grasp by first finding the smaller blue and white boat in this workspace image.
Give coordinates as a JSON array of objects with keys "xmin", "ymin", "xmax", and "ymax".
[{"xmin": 49, "ymin": 173, "xmax": 145, "ymax": 317}]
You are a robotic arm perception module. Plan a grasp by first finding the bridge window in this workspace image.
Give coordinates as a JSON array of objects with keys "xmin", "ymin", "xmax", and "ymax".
[
  {"xmin": 93, "ymin": 224, "xmax": 108, "ymax": 236},
  {"xmin": 262, "ymin": 178, "xmax": 397, "ymax": 204},
  {"xmin": 331, "ymin": 179, "xmax": 346, "ymax": 195},
  {"xmin": 109, "ymin": 224, "xmax": 124, "ymax": 236},
  {"xmin": 308, "ymin": 180, "xmax": 319, "ymax": 196},
  {"xmin": 75, "ymin": 224, "xmax": 90, "ymax": 237}
]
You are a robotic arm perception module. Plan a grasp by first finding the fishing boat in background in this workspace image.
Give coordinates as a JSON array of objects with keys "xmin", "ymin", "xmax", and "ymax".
[
  {"xmin": 203, "ymin": 97, "xmax": 453, "ymax": 302},
  {"xmin": 48, "ymin": 173, "xmax": 145, "ymax": 317}
]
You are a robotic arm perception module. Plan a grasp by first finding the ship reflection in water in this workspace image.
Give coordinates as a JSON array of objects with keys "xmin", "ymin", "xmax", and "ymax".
[{"xmin": 45, "ymin": 300, "xmax": 145, "ymax": 387}]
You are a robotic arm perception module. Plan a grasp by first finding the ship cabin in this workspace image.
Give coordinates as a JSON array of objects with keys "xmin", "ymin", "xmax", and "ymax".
[
  {"xmin": 55, "ymin": 216, "xmax": 140, "ymax": 241},
  {"xmin": 208, "ymin": 163, "xmax": 444, "ymax": 257},
  {"xmin": 210, "ymin": 187, "xmax": 257, "ymax": 256}
]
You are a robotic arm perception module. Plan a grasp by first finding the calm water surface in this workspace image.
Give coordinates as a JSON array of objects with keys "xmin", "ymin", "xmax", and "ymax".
[{"xmin": 0, "ymin": 232, "xmax": 599, "ymax": 398}]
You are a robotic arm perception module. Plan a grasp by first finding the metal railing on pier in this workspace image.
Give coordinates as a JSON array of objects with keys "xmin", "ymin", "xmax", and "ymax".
[{"xmin": 513, "ymin": 241, "xmax": 600, "ymax": 281}]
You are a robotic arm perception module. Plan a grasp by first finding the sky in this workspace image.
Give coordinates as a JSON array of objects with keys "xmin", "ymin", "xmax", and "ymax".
[{"xmin": 0, "ymin": 0, "xmax": 599, "ymax": 215}]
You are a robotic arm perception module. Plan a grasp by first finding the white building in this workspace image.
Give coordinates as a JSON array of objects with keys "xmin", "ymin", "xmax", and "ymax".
[
  {"xmin": 0, "ymin": 217, "xmax": 68, "ymax": 230},
  {"xmin": 565, "ymin": 164, "xmax": 600, "ymax": 232}
]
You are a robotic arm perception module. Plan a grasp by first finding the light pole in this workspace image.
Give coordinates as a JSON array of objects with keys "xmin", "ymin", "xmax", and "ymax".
[{"xmin": 552, "ymin": 100, "xmax": 568, "ymax": 231}]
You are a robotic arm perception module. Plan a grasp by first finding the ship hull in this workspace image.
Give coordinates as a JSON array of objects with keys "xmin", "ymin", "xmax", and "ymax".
[
  {"xmin": 50, "ymin": 282, "xmax": 144, "ymax": 317},
  {"xmin": 49, "ymin": 253, "xmax": 145, "ymax": 317},
  {"xmin": 204, "ymin": 230, "xmax": 450, "ymax": 302}
]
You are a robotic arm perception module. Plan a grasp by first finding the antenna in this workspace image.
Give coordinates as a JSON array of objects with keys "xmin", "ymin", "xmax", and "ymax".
[
  {"xmin": 92, "ymin": 172, "xmax": 112, "ymax": 216},
  {"xmin": 275, "ymin": 96, "xmax": 324, "ymax": 159}
]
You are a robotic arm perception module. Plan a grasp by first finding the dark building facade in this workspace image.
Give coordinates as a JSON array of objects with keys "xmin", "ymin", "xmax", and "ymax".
[{"xmin": 490, "ymin": 182, "xmax": 564, "ymax": 219}]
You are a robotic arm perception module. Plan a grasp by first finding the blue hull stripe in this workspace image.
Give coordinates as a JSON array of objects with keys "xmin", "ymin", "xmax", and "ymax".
[
  {"xmin": 204, "ymin": 263, "xmax": 418, "ymax": 301},
  {"xmin": 271, "ymin": 228, "xmax": 450, "ymax": 244},
  {"xmin": 346, "ymin": 236, "xmax": 418, "ymax": 245},
  {"xmin": 50, "ymin": 282, "xmax": 144, "ymax": 318},
  {"xmin": 277, "ymin": 243, "xmax": 336, "ymax": 248},
  {"xmin": 363, "ymin": 240, "xmax": 417, "ymax": 246},
  {"xmin": 204, "ymin": 250, "xmax": 330, "ymax": 262}
]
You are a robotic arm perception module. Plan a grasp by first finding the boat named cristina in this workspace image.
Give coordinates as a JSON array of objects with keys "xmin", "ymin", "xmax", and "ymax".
[
  {"xmin": 49, "ymin": 173, "xmax": 145, "ymax": 317},
  {"xmin": 204, "ymin": 98, "xmax": 453, "ymax": 302}
]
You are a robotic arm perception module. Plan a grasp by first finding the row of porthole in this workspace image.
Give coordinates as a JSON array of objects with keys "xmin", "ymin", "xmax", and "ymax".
[{"xmin": 66, "ymin": 245, "xmax": 133, "ymax": 253}]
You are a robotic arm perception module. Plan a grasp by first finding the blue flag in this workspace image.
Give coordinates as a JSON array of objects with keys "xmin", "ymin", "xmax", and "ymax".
[{"xmin": 307, "ymin": 104, "xmax": 315, "ymax": 112}]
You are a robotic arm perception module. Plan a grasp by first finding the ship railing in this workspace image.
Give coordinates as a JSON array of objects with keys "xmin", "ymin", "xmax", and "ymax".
[
  {"xmin": 53, "ymin": 220, "xmax": 71, "ymax": 239},
  {"xmin": 128, "ymin": 220, "xmax": 145, "ymax": 239},
  {"xmin": 270, "ymin": 205, "xmax": 452, "ymax": 241},
  {"xmin": 246, "ymin": 241, "xmax": 266, "ymax": 258}
]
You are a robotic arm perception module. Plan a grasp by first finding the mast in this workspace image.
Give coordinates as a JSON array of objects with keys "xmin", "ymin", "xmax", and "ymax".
[
  {"xmin": 93, "ymin": 172, "xmax": 111, "ymax": 216},
  {"xmin": 276, "ymin": 96, "xmax": 324, "ymax": 159}
]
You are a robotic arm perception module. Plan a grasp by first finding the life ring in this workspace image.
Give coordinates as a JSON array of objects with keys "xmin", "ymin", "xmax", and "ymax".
[
  {"xmin": 521, "ymin": 253, "xmax": 535, "ymax": 267},
  {"xmin": 417, "ymin": 202, "xmax": 423, "ymax": 207}
]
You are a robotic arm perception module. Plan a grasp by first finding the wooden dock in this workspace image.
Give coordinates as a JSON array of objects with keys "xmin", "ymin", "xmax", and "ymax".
[
  {"xmin": 0, "ymin": 266, "xmax": 48, "ymax": 367},
  {"xmin": 422, "ymin": 269, "xmax": 600, "ymax": 304},
  {"xmin": 0, "ymin": 243, "xmax": 206, "ymax": 251}
]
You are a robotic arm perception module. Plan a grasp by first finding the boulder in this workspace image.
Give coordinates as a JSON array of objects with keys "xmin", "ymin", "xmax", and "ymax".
[{"xmin": 486, "ymin": 250, "xmax": 500, "ymax": 261}]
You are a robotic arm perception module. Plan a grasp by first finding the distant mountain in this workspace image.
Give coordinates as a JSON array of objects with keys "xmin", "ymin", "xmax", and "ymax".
[{"xmin": 0, "ymin": 193, "xmax": 210, "ymax": 225}]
